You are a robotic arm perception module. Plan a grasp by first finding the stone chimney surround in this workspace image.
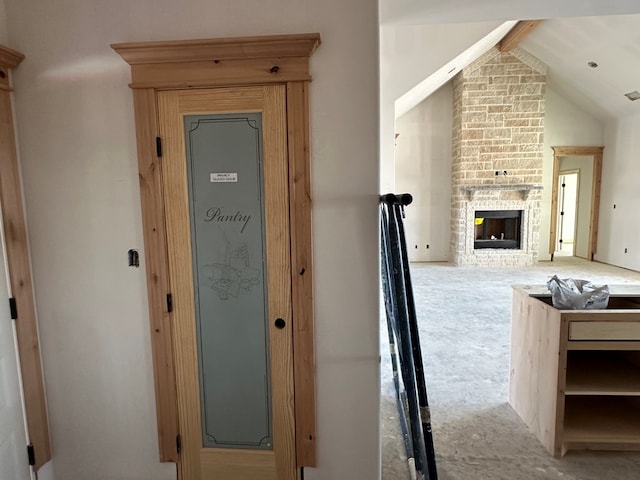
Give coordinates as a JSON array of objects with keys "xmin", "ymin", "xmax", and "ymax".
[{"xmin": 450, "ymin": 47, "xmax": 547, "ymax": 267}]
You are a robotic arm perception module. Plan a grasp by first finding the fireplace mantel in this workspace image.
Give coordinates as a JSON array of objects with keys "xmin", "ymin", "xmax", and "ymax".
[{"xmin": 463, "ymin": 184, "xmax": 543, "ymax": 200}]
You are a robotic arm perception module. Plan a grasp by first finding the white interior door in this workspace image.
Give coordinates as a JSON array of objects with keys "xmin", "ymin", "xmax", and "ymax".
[{"xmin": 0, "ymin": 207, "xmax": 31, "ymax": 480}]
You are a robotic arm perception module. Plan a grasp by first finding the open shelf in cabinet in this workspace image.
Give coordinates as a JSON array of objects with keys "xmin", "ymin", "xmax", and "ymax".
[
  {"xmin": 565, "ymin": 351, "xmax": 640, "ymax": 396},
  {"xmin": 564, "ymin": 397, "xmax": 640, "ymax": 445}
]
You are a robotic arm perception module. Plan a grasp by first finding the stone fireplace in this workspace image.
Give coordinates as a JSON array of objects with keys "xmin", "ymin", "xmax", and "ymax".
[{"xmin": 450, "ymin": 47, "xmax": 546, "ymax": 267}]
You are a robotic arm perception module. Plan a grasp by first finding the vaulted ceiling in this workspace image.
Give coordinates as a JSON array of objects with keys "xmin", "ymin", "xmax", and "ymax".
[
  {"xmin": 394, "ymin": 14, "xmax": 640, "ymax": 122},
  {"xmin": 381, "ymin": 0, "xmax": 640, "ymax": 25},
  {"xmin": 520, "ymin": 14, "xmax": 640, "ymax": 120}
]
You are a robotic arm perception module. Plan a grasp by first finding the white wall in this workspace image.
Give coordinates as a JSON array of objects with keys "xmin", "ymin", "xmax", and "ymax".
[
  {"xmin": 379, "ymin": 21, "xmax": 501, "ymax": 192},
  {"xmin": 599, "ymin": 113, "xmax": 640, "ymax": 271},
  {"xmin": 0, "ymin": 0, "xmax": 6, "ymax": 44},
  {"xmin": 558, "ymin": 157, "xmax": 593, "ymax": 259},
  {"xmin": 540, "ymin": 87, "xmax": 604, "ymax": 261},
  {"xmin": 395, "ymin": 83, "xmax": 452, "ymax": 261},
  {"xmin": 4, "ymin": 1, "xmax": 380, "ymax": 479}
]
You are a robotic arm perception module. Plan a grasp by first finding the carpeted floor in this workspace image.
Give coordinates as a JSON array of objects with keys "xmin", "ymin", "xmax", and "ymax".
[{"xmin": 381, "ymin": 257, "xmax": 640, "ymax": 480}]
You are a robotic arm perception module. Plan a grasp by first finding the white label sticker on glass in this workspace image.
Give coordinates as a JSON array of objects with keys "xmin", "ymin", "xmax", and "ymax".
[{"xmin": 210, "ymin": 172, "xmax": 238, "ymax": 183}]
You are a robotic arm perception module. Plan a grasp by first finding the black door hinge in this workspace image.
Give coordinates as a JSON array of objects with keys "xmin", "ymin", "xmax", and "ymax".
[
  {"xmin": 166, "ymin": 293, "xmax": 173, "ymax": 313},
  {"xmin": 156, "ymin": 137, "xmax": 162, "ymax": 157},
  {"xmin": 9, "ymin": 297, "xmax": 17, "ymax": 320},
  {"xmin": 27, "ymin": 444, "xmax": 35, "ymax": 466},
  {"xmin": 176, "ymin": 435, "xmax": 182, "ymax": 454}
]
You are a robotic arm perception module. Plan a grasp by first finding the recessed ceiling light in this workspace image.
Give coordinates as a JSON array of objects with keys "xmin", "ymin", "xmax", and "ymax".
[
  {"xmin": 625, "ymin": 91, "xmax": 640, "ymax": 101},
  {"xmin": 587, "ymin": 61, "xmax": 598, "ymax": 68}
]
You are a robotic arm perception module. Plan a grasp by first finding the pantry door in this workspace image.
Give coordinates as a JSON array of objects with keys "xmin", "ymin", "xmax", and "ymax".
[{"xmin": 158, "ymin": 85, "xmax": 295, "ymax": 480}]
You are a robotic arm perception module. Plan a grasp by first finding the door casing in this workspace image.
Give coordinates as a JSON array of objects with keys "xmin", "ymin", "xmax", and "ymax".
[
  {"xmin": 112, "ymin": 34, "xmax": 320, "ymax": 471},
  {"xmin": 549, "ymin": 146, "xmax": 604, "ymax": 261}
]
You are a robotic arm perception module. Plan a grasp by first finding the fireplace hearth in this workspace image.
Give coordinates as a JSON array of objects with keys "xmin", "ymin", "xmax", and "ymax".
[{"xmin": 474, "ymin": 210, "xmax": 522, "ymax": 249}]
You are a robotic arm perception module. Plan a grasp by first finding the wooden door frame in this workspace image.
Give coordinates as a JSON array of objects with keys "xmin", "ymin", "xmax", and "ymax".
[
  {"xmin": 0, "ymin": 44, "xmax": 52, "ymax": 471},
  {"xmin": 112, "ymin": 34, "xmax": 320, "ymax": 468},
  {"xmin": 549, "ymin": 146, "xmax": 604, "ymax": 261}
]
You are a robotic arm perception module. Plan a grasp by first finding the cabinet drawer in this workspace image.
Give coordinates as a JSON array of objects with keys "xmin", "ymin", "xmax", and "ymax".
[{"xmin": 569, "ymin": 321, "xmax": 640, "ymax": 341}]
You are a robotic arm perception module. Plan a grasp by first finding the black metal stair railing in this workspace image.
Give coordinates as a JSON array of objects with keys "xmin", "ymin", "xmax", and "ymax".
[{"xmin": 380, "ymin": 193, "xmax": 438, "ymax": 480}]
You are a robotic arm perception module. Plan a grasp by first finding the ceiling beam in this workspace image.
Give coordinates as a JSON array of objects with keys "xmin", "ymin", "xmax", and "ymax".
[{"xmin": 498, "ymin": 20, "xmax": 543, "ymax": 52}]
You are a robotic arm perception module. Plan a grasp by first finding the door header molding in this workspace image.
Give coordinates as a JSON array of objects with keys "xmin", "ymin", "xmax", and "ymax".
[
  {"xmin": 112, "ymin": 33, "xmax": 321, "ymax": 89},
  {"xmin": 0, "ymin": 45, "xmax": 24, "ymax": 92},
  {"xmin": 551, "ymin": 146, "xmax": 604, "ymax": 156},
  {"xmin": 0, "ymin": 44, "xmax": 24, "ymax": 68}
]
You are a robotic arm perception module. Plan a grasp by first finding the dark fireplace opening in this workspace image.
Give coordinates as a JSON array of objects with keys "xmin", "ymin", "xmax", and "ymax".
[{"xmin": 474, "ymin": 210, "xmax": 522, "ymax": 249}]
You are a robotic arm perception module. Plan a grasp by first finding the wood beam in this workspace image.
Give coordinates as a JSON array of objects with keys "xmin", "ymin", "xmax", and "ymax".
[{"xmin": 498, "ymin": 20, "xmax": 543, "ymax": 52}]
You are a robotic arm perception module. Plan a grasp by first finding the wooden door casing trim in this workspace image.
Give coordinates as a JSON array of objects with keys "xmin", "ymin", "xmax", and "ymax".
[
  {"xmin": 286, "ymin": 81, "xmax": 316, "ymax": 466},
  {"xmin": 113, "ymin": 34, "xmax": 319, "ymax": 467},
  {"xmin": 549, "ymin": 146, "xmax": 604, "ymax": 261},
  {"xmin": 112, "ymin": 34, "xmax": 320, "ymax": 89},
  {"xmin": 131, "ymin": 88, "xmax": 180, "ymax": 462},
  {"xmin": 0, "ymin": 44, "xmax": 52, "ymax": 470}
]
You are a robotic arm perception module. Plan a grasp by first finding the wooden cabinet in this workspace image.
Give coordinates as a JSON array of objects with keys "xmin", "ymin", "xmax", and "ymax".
[{"xmin": 509, "ymin": 285, "xmax": 640, "ymax": 457}]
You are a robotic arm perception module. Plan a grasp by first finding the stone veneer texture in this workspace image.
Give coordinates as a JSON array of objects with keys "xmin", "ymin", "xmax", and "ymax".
[{"xmin": 450, "ymin": 47, "xmax": 547, "ymax": 266}]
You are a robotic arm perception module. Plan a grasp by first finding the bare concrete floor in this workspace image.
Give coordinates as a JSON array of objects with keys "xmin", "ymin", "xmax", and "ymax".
[{"xmin": 381, "ymin": 257, "xmax": 640, "ymax": 480}]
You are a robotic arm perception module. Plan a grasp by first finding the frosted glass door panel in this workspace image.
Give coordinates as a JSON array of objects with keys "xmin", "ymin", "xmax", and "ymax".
[{"xmin": 185, "ymin": 113, "xmax": 272, "ymax": 449}]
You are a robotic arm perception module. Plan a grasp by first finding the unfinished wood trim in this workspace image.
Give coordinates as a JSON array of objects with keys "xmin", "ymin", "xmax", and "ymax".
[
  {"xmin": 113, "ymin": 33, "xmax": 319, "ymax": 467},
  {"xmin": 568, "ymin": 341, "xmax": 640, "ymax": 351},
  {"xmin": 127, "ymin": 57, "xmax": 312, "ymax": 90},
  {"xmin": 112, "ymin": 34, "xmax": 321, "ymax": 89},
  {"xmin": 590, "ymin": 152, "xmax": 603, "ymax": 260},
  {"xmin": 552, "ymin": 146, "xmax": 604, "ymax": 157},
  {"xmin": 263, "ymin": 85, "xmax": 297, "ymax": 479},
  {"xmin": 498, "ymin": 20, "xmax": 543, "ymax": 52},
  {"xmin": 112, "ymin": 34, "xmax": 320, "ymax": 65},
  {"xmin": 131, "ymin": 88, "xmax": 179, "ymax": 462},
  {"xmin": 0, "ymin": 44, "xmax": 25, "ymax": 68},
  {"xmin": 157, "ymin": 89, "xmax": 201, "ymax": 479},
  {"xmin": 286, "ymin": 81, "xmax": 316, "ymax": 467},
  {"xmin": 549, "ymin": 149, "xmax": 560, "ymax": 256},
  {"xmin": 0, "ymin": 54, "xmax": 51, "ymax": 469}
]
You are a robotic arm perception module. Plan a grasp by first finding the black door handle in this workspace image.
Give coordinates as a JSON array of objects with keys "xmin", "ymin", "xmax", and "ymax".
[{"xmin": 274, "ymin": 318, "xmax": 286, "ymax": 329}]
